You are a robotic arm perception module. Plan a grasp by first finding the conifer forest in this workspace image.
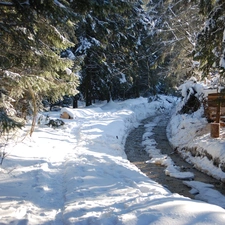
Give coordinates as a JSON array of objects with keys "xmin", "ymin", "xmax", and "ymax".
[{"xmin": 1, "ymin": 0, "xmax": 225, "ymax": 134}]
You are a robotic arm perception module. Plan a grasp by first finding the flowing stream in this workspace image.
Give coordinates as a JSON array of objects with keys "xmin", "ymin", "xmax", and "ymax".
[{"xmin": 125, "ymin": 114, "xmax": 225, "ymax": 200}]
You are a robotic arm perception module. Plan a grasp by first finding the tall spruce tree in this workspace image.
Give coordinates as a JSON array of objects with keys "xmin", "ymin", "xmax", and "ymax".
[
  {"xmin": 194, "ymin": 0, "xmax": 225, "ymax": 78},
  {"xmin": 71, "ymin": 0, "xmax": 153, "ymax": 105},
  {"xmin": 145, "ymin": 0, "xmax": 203, "ymax": 91},
  {"xmin": 0, "ymin": 0, "xmax": 79, "ymax": 135}
]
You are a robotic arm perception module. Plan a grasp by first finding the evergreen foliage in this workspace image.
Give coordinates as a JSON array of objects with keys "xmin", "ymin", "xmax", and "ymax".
[
  {"xmin": 145, "ymin": 0, "xmax": 203, "ymax": 90},
  {"xmin": 1, "ymin": 0, "xmax": 225, "ymax": 136},
  {"xmin": 72, "ymin": 0, "xmax": 155, "ymax": 105},
  {"xmin": 194, "ymin": 0, "xmax": 225, "ymax": 78},
  {"xmin": 0, "ymin": 0, "xmax": 79, "ymax": 135}
]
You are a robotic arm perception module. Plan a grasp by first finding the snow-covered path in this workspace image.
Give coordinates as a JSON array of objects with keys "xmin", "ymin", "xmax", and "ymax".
[
  {"xmin": 1, "ymin": 97, "xmax": 225, "ymax": 225},
  {"xmin": 0, "ymin": 125, "xmax": 73, "ymax": 224}
]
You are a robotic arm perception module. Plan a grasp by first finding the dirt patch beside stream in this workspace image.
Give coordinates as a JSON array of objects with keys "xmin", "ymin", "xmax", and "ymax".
[{"xmin": 125, "ymin": 113, "xmax": 225, "ymax": 200}]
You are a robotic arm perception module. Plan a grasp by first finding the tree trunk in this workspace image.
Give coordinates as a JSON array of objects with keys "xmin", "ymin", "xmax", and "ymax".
[
  {"xmin": 73, "ymin": 94, "xmax": 79, "ymax": 108},
  {"xmin": 28, "ymin": 85, "xmax": 37, "ymax": 137},
  {"xmin": 85, "ymin": 76, "xmax": 92, "ymax": 106}
]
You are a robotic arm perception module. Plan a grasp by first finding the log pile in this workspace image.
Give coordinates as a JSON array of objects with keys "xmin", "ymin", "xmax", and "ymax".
[
  {"xmin": 204, "ymin": 93, "xmax": 225, "ymax": 138},
  {"xmin": 204, "ymin": 93, "xmax": 225, "ymax": 122}
]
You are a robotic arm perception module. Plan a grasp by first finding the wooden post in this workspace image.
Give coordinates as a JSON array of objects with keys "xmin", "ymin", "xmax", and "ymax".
[
  {"xmin": 211, "ymin": 122, "xmax": 220, "ymax": 138},
  {"xmin": 216, "ymin": 97, "xmax": 221, "ymax": 123}
]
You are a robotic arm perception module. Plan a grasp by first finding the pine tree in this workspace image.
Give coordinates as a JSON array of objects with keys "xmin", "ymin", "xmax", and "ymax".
[
  {"xmin": 145, "ymin": 0, "xmax": 203, "ymax": 91},
  {"xmin": 0, "ymin": 0, "xmax": 79, "ymax": 135},
  {"xmin": 72, "ymin": 0, "xmax": 153, "ymax": 105},
  {"xmin": 194, "ymin": 0, "xmax": 225, "ymax": 78}
]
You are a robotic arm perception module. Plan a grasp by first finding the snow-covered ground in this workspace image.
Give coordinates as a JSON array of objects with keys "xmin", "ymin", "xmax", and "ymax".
[{"xmin": 1, "ymin": 92, "xmax": 225, "ymax": 224}]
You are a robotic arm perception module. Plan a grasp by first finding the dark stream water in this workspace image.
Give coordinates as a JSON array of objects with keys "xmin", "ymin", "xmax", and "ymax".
[{"xmin": 125, "ymin": 114, "xmax": 225, "ymax": 201}]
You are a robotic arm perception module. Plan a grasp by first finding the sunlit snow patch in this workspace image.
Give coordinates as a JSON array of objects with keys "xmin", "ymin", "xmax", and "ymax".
[
  {"xmin": 183, "ymin": 180, "xmax": 225, "ymax": 208},
  {"xmin": 146, "ymin": 157, "xmax": 194, "ymax": 180}
]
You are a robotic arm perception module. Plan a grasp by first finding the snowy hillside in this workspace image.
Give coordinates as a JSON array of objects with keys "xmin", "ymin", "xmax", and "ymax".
[
  {"xmin": 0, "ymin": 95, "xmax": 225, "ymax": 224},
  {"xmin": 168, "ymin": 78, "xmax": 225, "ymax": 182}
]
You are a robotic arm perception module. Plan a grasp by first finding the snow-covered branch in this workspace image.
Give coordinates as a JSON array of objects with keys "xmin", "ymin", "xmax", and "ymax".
[
  {"xmin": 54, "ymin": 0, "xmax": 66, "ymax": 8},
  {"xmin": 0, "ymin": 0, "xmax": 29, "ymax": 7},
  {"xmin": 0, "ymin": 2, "xmax": 14, "ymax": 6}
]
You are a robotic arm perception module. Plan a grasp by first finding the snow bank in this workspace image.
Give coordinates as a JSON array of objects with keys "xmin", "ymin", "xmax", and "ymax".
[
  {"xmin": 1, "ymin": 96, "xmax": 225, "ymax": 224},
  {"xmin": 167, "ymin": 78, "xmax": 225, "ymax": 182},
  {"xmin": 61, "ymin": 107, "xmax": 103, "ymax": 119}
]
